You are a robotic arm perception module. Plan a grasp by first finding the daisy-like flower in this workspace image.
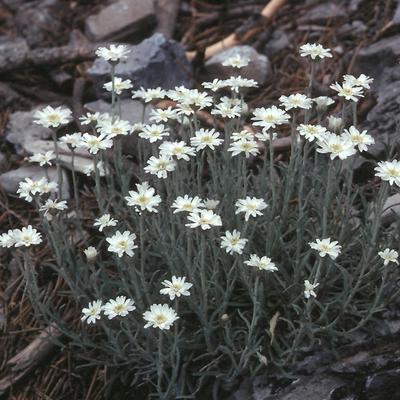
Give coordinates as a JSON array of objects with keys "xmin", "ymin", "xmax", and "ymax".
[
  {"xmin": 125, "ymin": 181, "xmax": 162, "ymax": 213},
  {"xmin": 252, "ymin": 105, "xmax": 290, "ymax": 131},
  {"xmin": 313, "ymin": 96, "xmax": 335, "ymax": 111},
  {"xmin": 186, "ymin": 210, "xmax": 222, "ymax": 230},
  {"xmin": 297, "ymin": 124, "xmax": 328, "ymax": 142},
  {"xmin": 94, "ymin": 214, "xmax": 118, "ymax": 232},
  {"xmin": 304, "ymin": 280, "xmax": 319, "ymax": 299},
  {"xmin": 96, "ymin": 44, "xmax": 130, "ymax": 63},
  {"xmin": 231, "ymin": 130, "xmax": 254, "ymax": 142},
  {"xmin": 39, "ymin": 199, "xmax": 67, "ymax": 220},
  {"xmin": 225, "ymin": 76, "xmax": 258, "ymax": 93},
  {"xmin": 150, "ymin": 107, "xmax": 179, "ymax": 123},
  {"xmin": 375, "ymin": 160, "xmax": 400, "ymax": 186},
  {"xmin": 342, "ymin": 126, "xmax": 374, "ymax": 152},
  {"xmin": 327, "ymin": 116, "xmax": 343, "ymax": 133},
  {"xmin": 0, "ymin": 230, "xmax": 17, "ymax": 248},
  {"xmin": 160, "ymin": 276, "xmax": 193, "ymax": 300},
  {"xmin": 330, "ymin": 82, "xmax": 364, "ymax": 102},
  {"xmin": 219, "ymin": 96, "xmax": 248, "ymax": 114},
  {"xmin": 79, "ymin": 112, "xmax": 100, "ymax": 125},
  {"xmin": 343, "ymin": 74, "xmax": 373, "ymax": 89},
  {"xmin": 143, "ymin": 304, "xmax": 179, "ymax": 330},
  {"xmin": 97, "ymin": 118, "xmax": 132, "ymax": 138},
  {"xmin": 316, "ymin": 133, "xmax": 356, "ymax": 160},
  {"xmin": 84, "ymin": 246, "xmax": 98, "ymax": 262},
  {"xmin": 235, "ymin": 197, "xmax": 268, "ymax": 221},
  {"xmin": 190, "ymin": 128, "xmax": 223, "ymax": 151},
  {"xmin": 222, "ymin": 54, "xmax": 250, "ymax": 68},
  {"xmin": 14, "ymin": 225, "xmax": 42, "ymax": 247},
  {"xmin": 28, "ymin": 151, "xmax": 55, "ymax": 166},
  {"xmin": 228, "ymin": 139, "xmax": 259, "ymax": 158},
  {"xmin": 17, "ymin": 177, "xmax": 57, "ymax": 202},
  {"xmin": 144, "ymin": 156, "xmax": 176, "ymax": 179},
  {"xmin": 84, "ymin": 161, "xmax": 106, "ymax": 177},
  {"xmin": 132, "ymin": 87, "xmax": 166, "ymax": 103},
  {"xmin": 106, "ymin": 230, "xmax": 138, "ymax": 258},
  {"xmin": 299, "ymin": 43, "xmax": 332, "ymax": 60},
  {"xmin": 171, "ymin": 195, "xmax": 204, "ymax": 213},
  {"xmin": 34, "ymin": 105, "xmax": 72, "ymax": 128},
  {"xmin": 255, "ymin": 131, "xmax": 278, "ymax": 142},
  {"xmin": 103, "ymin": 296, "xmax": 136, "ymax": 319},
  {"xmin": 202, "ymin": 79, "xmax": 227, "ymax": 92},
  {"xmin": 203, "ymin": 198, "xmax": 220, "ymax": 210},
  {"xmin": 211, "ymin": 102, "xmax": 241, "ymax": 119},
  {"xmin": 81, "ymin": 300, "xmax": 103, "ymax": 324},
  {"xmin": 103, "ymin": 77, "xmax": 133, "ymax": 94},
  {"xmin": 139, "ymin": 124, "xmax": 169, "ymax": 143},
  {"xmin": 59, "ymin": 132, "xmax": 83, "ymax": 148},
  {"xmin": 378, "ymin": 248, "xmax": 399, "ymax": 266},
  {"xmin": 309, "ymin": 237, "xmax": 341, "ymax": 260},
  {"xmin": 244, "ymin": 254, "xmax": 278, "ymax": 272},
  {"xmin": 159, "ymin": 141, "xmax": 196, "ymax": 161},
  {"xmin": 81, "ymin": 133, "xmax": 113, "ymax": 155},
  {"xmin": 220, "ymin": 230, "xmax": 248, "ymax": 255},
  {"xmin": 279, "ymin": 93, "xmax": 312, "ymax": 111},
  {"xmin": 177, "ymin": 89, "xmax": 213, "ymax": 110}
]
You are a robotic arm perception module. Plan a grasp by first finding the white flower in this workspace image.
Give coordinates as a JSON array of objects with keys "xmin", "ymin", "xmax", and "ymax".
[
  {"xmin": 84, "ymin": 161, "xmax": 106, "ymax": 177},
  {"xmin": 228, "ymin": 139, "xmax": 259, "ymax": 158},
  {"xmin": 299, "ymin": 43, "xmax": 332, "ymax": 60},
  {"xmin": 330, "ymin": 82, "xmax": 364, "ymax": 102},
  {"xmin": 211, "ymin": 102, "xmax": 241, "ymax": 119},
  {"xmin": 79, "ymin": 112, "xmax": 100, "ymax": 125},
  {"xmin": 96, "ymin": 44, "xmax": 130, "ymax": 62},
  {"xmin": 39, "ymin": 199, "xmax": 67, "ymax": 220},
  {"xmin": 378, "ymin": 248, "xmax": 399, "ymax": 266},
  {"xmin": 59, "ymin": 132, "xmax": 83, "ymax": 148},
  {"xmin": 139, "ymin": 124, "xmax": 169, "ymax": 143},
  {"xmin": 255, "ymin": 131, "xmax": 278, "ymax": 142},
  {"xmin": 34, "ymin": 105, "xmax": 72, "ymax": 128},
  {"xmin": 13, "ymin": 225, "xmax": 42, "ymax": 247},
  {"xmin": 244, "ymin": 254, "xmax": 278, "ymax": 271},
  {"xmin": 97, "ymin": 118, "xmax": 132, "ymax": 138},
  {"xmin": 150, "ymin": 107, "xmax": 179, "ymax": 123},
  {"xmin": 84, "ymin": 246, "xmax": 98, "ymax": 262},
  {"xmin": 132, "ymin": 87, "xmax": 166, "ymax": 103},
  {"xmin": 375, "ymin": 160, "xmax": 400, "ymax": 186},
  {"xmin": 160, "ymin": 276, "xmax": 193, "ymax": 300},
  {"xmin": 106, "ymin": 230, "xmax": 138, "ymax": 258},
  {"xmin": 190, "ymin": 128, "xmax": 223, "ymax": 151},
  {"xmin": 222, "ymin": 54, "xmax": 250, "ymax": 69},
  {"xmin": 316, "ymin": 133, "xmax": 356, "ymax": 160},
  {"xmin": 313, "ymin": 96, "xmax": 335, "ymax": 111},
  {"xmin": 304, "ymin": 280, "xmax": 319, "ymax": 299},
  {"xmin": 186, "ymin": 210, "xmax": 222, "ymax": 230},
  {"xmin": 172, "ymin": 195, "xmax": 204, "ymax": 213},
  {"xmin": 0, "ymin": 230, "xmax": 17, "ymax": 248},
  {"xmin": 144, "ymin": 156, "xmax": 176, "ymax": 179},
  {"xmin": 343, "ymin": 74, "xmax": 373, "ymax": 89},
  {"xmin": 279, "ymin": 93, "xmax": 312, "ymax": 111},
  {"xmin": 103, "ymin": 77, "xmax": 133, "ymax": 94},
  {"xmin": 81, "ymin": 300, "xmax": 103, "ymax": 324},
  {"xmin": 202, "ymin": 79, "xmax": 227, "ymax": 92},
  {"xmin": 28, "ymin": 151, "xmax": 55, "ymax": 166},
  {"xmin": 159, "ymin": 141, "xmax": 196, "ymax": 161},
  {"xmin": 327, "ymin": 116, "xmax": 343, "ymax": 133},
  {"xmin": 231, "ymin": 130, "xmax": 254, "ymax": 142},
  {"xmin": 175, "ymin": 89, "xmax": 213, "ymax": 110},
  {"xmin": 225, "ymin": 76, "xmax": 258, "ymax": 93},
  {"xmin": 17, "ymin": 177, "xmax": 57, "ymax": 202},
  {"xmin": 252, "ymin": 105, "xmax": 290, "ymax": 131},
  {"xmin": 297, "ymin": 124, "xmax": 328, "ymax": 142},
  {"xmin": 81, "ymin": 133, "xmax": 113, "ymax": 154},
  {"xmin": 103, "ymin": 296, "xmax": 136, "ymax": 319},
  {"xmin": 94, "ymin": 214, "xmax": 118, "ymax": 232},
  {"xmin": 235, "ymin": 197, "xmax": 268, "ymax": 221},
  {"xmin": 203, "ymin": 198, "xmax": 220, "ymax": 210},
  {"xmin": 143, "ymin": 304, "xmax": 179, "ymax": 330},
  {"xmin": 342, "ymin": 126, "xmax": 374, "ymax": 152},
  {"xmin": 309, "ymin": 238, "xmax": 341, "ymax": 260},
  {"xmin": 220, "ymin": 230, "xmax": 248, "ymax": 255},
  {"xmin": 125, "ymin": 181, "xmax": 162, "ymax": 213}
]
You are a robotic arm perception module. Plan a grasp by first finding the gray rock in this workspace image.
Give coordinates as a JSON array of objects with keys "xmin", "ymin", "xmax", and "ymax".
[
  {"xmin": 0, "ymin": 37, "xmax": 29, "ymax": 72},
  {"xmin": 299, "ymin": 3, "xmax": 346, "ymax": 24},
  {"xmin": 0, "ymin": 153, "xmax": 8, "ymax": 174},
  {"xmin": 23, "ymin": 140, "xmax": 88, "ymax": 158},
  {"xmin": 15, "ymin": 0, "xmax": 68, "ymax": 48},
  {"xmin": 85, "ymin": 0, "xmax": 156, "ymax": 42},
  {"xmin": 348, "ymin": 0, "xmax": 364, "ymax": 12},
  {"xmin": 0, "ymin": 82, "xmax": 28, "ymax": 108},
  {"xmin": 0, "ymin": 165, "xmax": 70, "ymax": 199},
  {"xmin": 338, "ymin": 20, "xmax": 367, "ymax": 37},
  {"xmin": 381, "ymin": 194, "xmax": 400, "ymax": 225},
  {"xmin": 5, "ymin": 108, "xmax": 53, "ymax": 154},
  {"xmin": 87, "ymin": 33, "xmax": 192, "ymax": 99},
  {"xmin": 205, "ymin": 45, "xmax": 270, "ymax": 85},
  {"xmin": 264, "ymin": 30, "xmax": 290, "ymax": 58},
  {"xmin": 365, "ymin": 369, "xmax": 400, "ymax": 400},
  {"xmin": 392, "ymin": 0, "xmax": 400, "ymax": 27}
]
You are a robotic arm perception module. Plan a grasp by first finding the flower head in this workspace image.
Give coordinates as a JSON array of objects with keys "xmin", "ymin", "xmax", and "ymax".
[
  {"xmin": 316, "ymin": 133, "xmax": 356, "ymax": 160},
  {"xmin": 160, "ymin": 276, "xmax": 193, "ymax": 300},
  {"xmin": 343, "ymin": 74, "xmax": 373, "ymax": 89},
  {"xmin": 39, "ymin": 199, "xmax": 67, "ymax": 220},
  {"xmin": 106, "ymin": 230, "xmax": 137, "ymax": 257},
  {"xmin": 103, "ymin": 296, "xmax": 136, "ymax": 319},
  {"xmin": 190, "ymin": 128, "xmax": 223, "ymax": 151},
  {"xmin": 279, "ymin": 94, "xmax": 312, "ymax": 111},
  {"xmin": 139, "ymin": 124, "xmax": 169, "ymax": 143},
  {"xmin": 309, "ymin": 237, "xmax": 341, "ymax": 260},
  {"xmin": 378, "ymin": 248, "xmax": 399, "ymax": 266},
  {"xmin": 28, "ymin": 151, "xmax": 55, "ymax": 166},
  {"xmin": 171, "ymin": 195, "xmax": 203, "ymax": 213},
  {"xmin": 96, "ymin": 44, "xmax": 130, "ymax": 63},
  {"xmin": 375, "ymin": 160, "xmax": 400, "ymax": 186},
  {"xmin": 81, "ymin": 300, "xmax": 103, "ymax": 324},
  {"xmin": 220, "ymin": 230, "xmax": 248, "ymax": 255},
  {"xmin": 304, "ymin": 280, "xmax": 319, "ymax": 299},
  {"xmin": 103, "ymin": 77, "xmax": 133, "ymax": 94},
  {"xmin": 186, "ymin": 210, "xmax": 222, "ymax": 230},
  {"xmin": 299, "ymin": 43, "xmax": 332, "ymax": 60},
  {"xmin": 252, "ymin": 105, "xmax": 290, "ymax": 131},
  {"xmin": 222, "ymin": 54, "xmax": 250, "ymax": 69},
  {"xmin": 143, "ymin": 304, "xmax": 179, "ymax": 330},
  {"xmin": 14, "ymin": 225, "xmax": 42, "ymax": 247},
  {"xmin": 235, "ymin": 197, "xmax": 268, "ymax": 221},
  {"xmin": 330, "ymin": 82, "xmax": 364, "ymax": 102},
  {"xmin": 125, "ymin": 182, "xmax": 162, "ymax": 213},
  {"xmin": 81, "ymin": 133, "xmax": 113, "ymax": 154},
  {"xmin": 244, "ymin": 254, "xmax": 278, "ymax": 272},
  {"xmin": 84, "ymin": 246, "xmax": 98, "ymax": 262},
  {"xmin": 34, "ymin": 105, "xmax": 71, "ymax": 128},
  {"xmin": 342, "ymin": 126, "xmax": 374, "ymax": 152},
  {"xmin": 60, "ymin": 132, "xmax": 82, "ymax": 148},
  {"xmin": 144, "ymin": 156, "xmax": 176, "ymax": 179},
  {"xmin": 94, "ymin": 214, "xmax": 118, "ymax": 232},
  {"xmin": 297, "ymin": 124, "xmax": 328, "ymax": 142},
  {"xmin": 228, "ymin": 139, "xmax": 259, "ymax": 158}
]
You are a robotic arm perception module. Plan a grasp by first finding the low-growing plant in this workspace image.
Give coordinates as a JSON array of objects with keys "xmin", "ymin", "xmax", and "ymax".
[{"xmin": 3, "ymin": 42, "xmax": 400, "ymax": 398}]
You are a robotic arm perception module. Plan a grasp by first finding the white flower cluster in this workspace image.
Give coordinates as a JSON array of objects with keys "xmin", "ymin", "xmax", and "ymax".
[
  {"xmin": 17, "ymin": 177, "xmax": 58, "ymax": 202},
  {"xmin": 0, "ymin": 226, "xmax": 42, "ymax": 248}
]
